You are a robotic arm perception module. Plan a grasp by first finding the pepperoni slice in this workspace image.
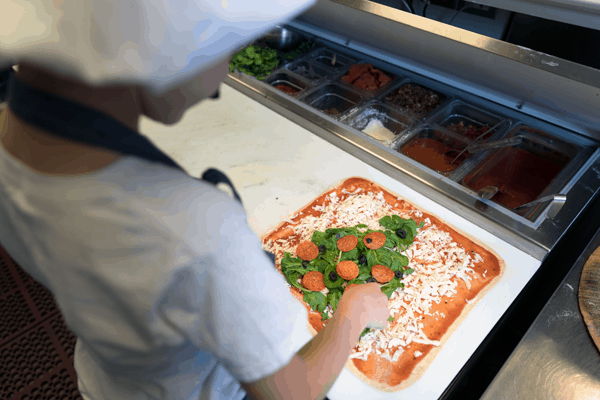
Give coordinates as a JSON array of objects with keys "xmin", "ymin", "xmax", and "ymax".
[
  {"xmin": 297, "ymin": 241, "xmax": 319, "ymax": 261},
  {"xmin": 302, "ymin": 271, "xmax": 326, "ymax": 291},
  {"xmin": 337, "ymin": 235, "xmax": 358, "ymax": 252},
  {"xmin": 336, "ymin": 260, "xmax": 359, "ymax": 281},
  {"xmin": 363, "ymin": 232, "xmax": 386, "ymax": 249},
  {"xmin": 371, "ymin": 264, "xmax": 394, "ymax": 283}
]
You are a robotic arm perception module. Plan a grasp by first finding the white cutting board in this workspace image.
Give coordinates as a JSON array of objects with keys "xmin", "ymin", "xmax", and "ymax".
[{"xmin": 140, "ymin": 84, "xmax": 541, "ymax": 399}]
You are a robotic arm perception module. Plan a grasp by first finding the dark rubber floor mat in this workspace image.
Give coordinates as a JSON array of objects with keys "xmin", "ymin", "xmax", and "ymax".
[{"xmin": 0, "ymin": 244, "xmax": 83, "ymax": 400}]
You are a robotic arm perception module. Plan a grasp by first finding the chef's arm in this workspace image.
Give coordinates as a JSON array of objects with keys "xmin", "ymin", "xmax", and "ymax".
[{"xmin": 241, "ymin": 283, "xmax": 389, "ymax": 400}]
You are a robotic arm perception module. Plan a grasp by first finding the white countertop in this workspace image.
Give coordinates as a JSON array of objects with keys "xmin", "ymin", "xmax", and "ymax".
[
  {"xmin": 140, "ymin": 83, "xmax": 541, "ymax": 400},
  {"xmin": 140, "ymin": 84, "xmax": 406, "ymax": 237}
]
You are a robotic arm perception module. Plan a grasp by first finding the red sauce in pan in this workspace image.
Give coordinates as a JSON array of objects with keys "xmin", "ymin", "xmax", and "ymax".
[
  {"xmin": 275, "ymin": 84, "xmax": 299, "ymax": 95},
  {"xmin": 464, "ymin": 148, "xmax": 565, "ymax": 208},
  {"xmin": 401, "ymin": 138, "xmax": 467, "ymax": 173}
]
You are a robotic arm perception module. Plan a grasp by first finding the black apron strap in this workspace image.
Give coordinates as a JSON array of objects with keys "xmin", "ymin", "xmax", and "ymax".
[
  {"xmin": 201, "ymin": 168, "xmax": 242, "ymax": 204},
  {"xmin": 7, "ymin": 75, "xmax": 243, "ymax": 203},
  {"xmin": 8, "ymin": 75, "xmax": 184, "ymax": 171},
  {"xmin": 6, "ymin": 75, "xmax": 275, "ymax": 263}
]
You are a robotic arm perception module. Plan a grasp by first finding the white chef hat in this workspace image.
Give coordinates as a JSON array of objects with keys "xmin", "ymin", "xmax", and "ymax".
[{"xmin": 0, "ymin": 0, "xmax": 315, "ymax": 95}]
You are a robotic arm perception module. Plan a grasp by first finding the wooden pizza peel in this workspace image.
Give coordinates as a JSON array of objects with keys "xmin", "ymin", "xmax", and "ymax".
[{"xmin": 578, "ymin": 245, "xmax": 600, "ymax": 351}]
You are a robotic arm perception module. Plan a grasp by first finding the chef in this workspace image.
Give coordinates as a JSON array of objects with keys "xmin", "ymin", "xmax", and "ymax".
[{"xmin": 0, "ymin": 1, "xmax": 390, "ymax": 400}]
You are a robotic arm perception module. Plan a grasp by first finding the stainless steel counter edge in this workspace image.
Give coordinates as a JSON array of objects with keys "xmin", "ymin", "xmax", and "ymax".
[
  {"xmin": 481, "ymin": 228, "xmax": 600, "ymax": 399},
  {"xmin": 225, "ymin": 74, "xmax": 553, "ymax": 259}
]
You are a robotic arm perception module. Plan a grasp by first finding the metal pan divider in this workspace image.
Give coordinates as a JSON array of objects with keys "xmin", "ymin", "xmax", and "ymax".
[{"xmin": 300, "ymin": 81, "xmax": 367, "ymax": 120}]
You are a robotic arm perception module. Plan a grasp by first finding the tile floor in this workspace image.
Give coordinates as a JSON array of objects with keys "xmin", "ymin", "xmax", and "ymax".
[{"xmin": 0, "ymin": 244, "xmax": 83, "ymax": 400}]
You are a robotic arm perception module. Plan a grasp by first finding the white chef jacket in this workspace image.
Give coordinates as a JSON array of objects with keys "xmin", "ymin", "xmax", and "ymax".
[{"xmin": 0, "ymin": 124, "xmax": 313, "ymax": 399}]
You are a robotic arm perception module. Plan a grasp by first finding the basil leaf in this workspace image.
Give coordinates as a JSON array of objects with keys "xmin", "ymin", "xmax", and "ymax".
[
  {"xmin": 327, "ymin": 289, "xmax": 343, "ymax": 312},
  {"xmin": 325, "ymin": 227, "xmax": 357, "ymax": 239},
  {"xmin": 321, "ymin": 311, "xmax": 330, "ymax": 321},
  {"xmin": 324, "ymin": 264, "xmax": 343, "ymax": 289},
  {"xmin": 321, "ymin": 249, "xmax": 337, "ymax": 268},
  {"xmin": 357, "ymin": 267, "xmax": 371, "ymax": 281},
  {"xmin": 347, "ymin": 278, "xmax": 365, "ymax": 285},
  {"xmin": 360, "ymin": 328, "xmax": 370, "ymax": 339},
  {"xmin": 280, "ymin": 40, "xmax": 316, "ymax": 61},
  {"xmin": 389, "ymin": 251, "xmax": 409, "ymax": 271},
  {"xmin": 311, "ymin": 230, "xmax": 327, "ymax": 245},
  {"xmin": 315, "ymin": 235, "xmax": 337, "ymax": 252},
  {"xmin": 313, "ymin": 258, "xmax": 330, "ymax": 274},
  {"xmin": 383, "ymin": 230, "xmax": 400, "ymax": 249},
  {"xmin": 380, "ymin": 277, "xmax": 404, "ymax": 299},
  {"xmin": 388, "ymin": 316, "xmax": 395, "ymax": 322},
  {"xmin": 356, "ymin": 235, "xmax": 367, "ymax": 252},
  {"xmin": 304, "ymin": 292, "xmax": 327, "ymax": 313},
  {"xmin": 340, "ymin": 248, "xmax": 359, "ymax": 261},
  {"xmin": 366, "ymin": 249, "xmax": 379, "ymax": 269},
  {"xmin": 280, "ymin": 254, "xmax": 303, "ymax": 272},
  {"xmin": 398, "ymin": 228, "xmax": 415, "ymax": 246},
  {"xmin": 379, "ymin": 216, "xmax": 394, "ymax": 230},
  {"xmin": 285, "ymin": 267, "xmax": 313, "ymax": 276},
  {"xmin": 379, "ymin": 215, "xmax": 420, "ymax": 241},
  {"xmin": 285, "ymin": 272, "xmax": 305, "ymax": 292},
  {"xmin": 375, "ymin": 248, "xmax": 392, "ymax": 267}
]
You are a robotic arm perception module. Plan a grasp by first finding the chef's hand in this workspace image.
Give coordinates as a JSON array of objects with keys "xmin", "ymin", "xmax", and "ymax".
[
  {"xmin": 337, "ymin": 282, "xmax": 390, "ymax": 330},
  {"xmin": 242, "ymin": 282, "xmax": 390, "ymax": 400}
]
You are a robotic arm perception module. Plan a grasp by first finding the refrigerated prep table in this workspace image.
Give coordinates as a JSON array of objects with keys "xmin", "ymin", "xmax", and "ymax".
[{"xmin": 142, "ymin": 0, "xmax": 600, "ymax": 398}]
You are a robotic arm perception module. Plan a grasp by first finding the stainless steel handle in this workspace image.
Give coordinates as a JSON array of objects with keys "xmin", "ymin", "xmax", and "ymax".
[
  {"xmin": 449, "ymin": 119, "xmax": 508, "ymax": 164},
  {"xmin": 469, "ymin": 136, "xmax": 523, "ymax": 153},
  {"xmin": 512, "ymin": 194, "xmax": 567, "ymax": 219}
]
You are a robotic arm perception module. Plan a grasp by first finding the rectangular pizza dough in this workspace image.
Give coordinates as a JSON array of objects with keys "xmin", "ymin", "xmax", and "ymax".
[{"xmin": 261, "ymin": 177, "xmax": 505, "ymax": 392}]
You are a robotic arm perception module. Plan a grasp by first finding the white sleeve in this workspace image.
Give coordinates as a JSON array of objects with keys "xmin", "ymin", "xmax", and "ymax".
[{"xmin": 158, "ymin": 190, "xmax": 313, "ymax": 383}]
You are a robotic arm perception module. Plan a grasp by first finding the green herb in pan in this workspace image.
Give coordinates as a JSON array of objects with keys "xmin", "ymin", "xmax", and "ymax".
[
  {"xmin": 281, "ymin": 40, "xmax": 317, "ymax": 61},
  {"xmin": 229, "ymin": 45, "xmax": 279, "ymax": 80}
]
